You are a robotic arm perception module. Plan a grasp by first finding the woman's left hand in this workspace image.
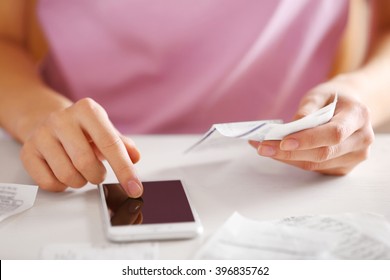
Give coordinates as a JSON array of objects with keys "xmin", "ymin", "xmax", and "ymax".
[{"xmin": 250, "ymin": 78, "xmax": 375, "ymax": 175}]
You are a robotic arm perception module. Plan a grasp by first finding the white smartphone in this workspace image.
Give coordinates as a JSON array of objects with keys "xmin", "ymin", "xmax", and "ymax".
[{"xmin": 98, "ymin": 180, "xmax": 203, "ymax": 242}]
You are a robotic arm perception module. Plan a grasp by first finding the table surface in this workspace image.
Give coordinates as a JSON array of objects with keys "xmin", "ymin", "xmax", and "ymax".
[{"xmin": 1, "ymin": 133, "xmax": 390, "ymax": 259}]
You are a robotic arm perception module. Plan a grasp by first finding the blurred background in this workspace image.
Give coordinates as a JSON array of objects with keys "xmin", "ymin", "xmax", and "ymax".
[{"xmin": 3, "ymin": 0, "xmax": 390, "ymax": 133}]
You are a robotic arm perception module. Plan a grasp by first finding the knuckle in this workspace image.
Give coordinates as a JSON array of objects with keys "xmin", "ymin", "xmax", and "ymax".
[
  {"xmin": 76, "ymin": 97, "xmax": 96, "ymax": 108},
  {"xmin": 70, "ymin": 178, "xmax": 88, "ymax": 188},
  {"xmin": 73, "ymin": 151, "xmax": 96, "ymax": 172},
  {"xmin": 72, "ymin": 152, "xmax": 106, "ymax": 184},
  {"xmin": 89, "ymin": 171, "xmax": 106, "ymax": 185},
  {"xmin": 38, "ymin": 177, "xmax": 66, "ymax": 192},
  {"xmin": 56, "ymin": 167, "xmax": 87, "ymax": 188},
  {"xmin": 357, "ymin": 103, "xmax": 371, "ymax": 120},
  {"xmin": 301, "ymin": 161, "xmax": 320, "ymax": 171},
  {"xmin": 117, "ymin": 163, "xmax": 132, "ymax": 174},
  {"xmin": 46, "ymin": 110, "xmax": 67, "ymax": 130},
  {"xmin": 331, "ymin": 123, "xmax": 348, "ymax": 144},
  {"xmin": 75, "ymin": 98, "xmax": 105, "ymax": 116},
  {"xmin": 100, "ymin": 135, "xmax": 122, "ymax": 150},
  {"xmin": 89, "ymin": 170, "xmax": 107, "ymax": 185},
  {"xmin": 363, "ymin": 128, "xmax": 375, "ymax": 147},
  {"xmin": 57, "ymin": 169, "xmax": 78, "ymax": 186},
  {"xmin": 316, "ymin": 146, "xmax": 335, "ymax": 162}
]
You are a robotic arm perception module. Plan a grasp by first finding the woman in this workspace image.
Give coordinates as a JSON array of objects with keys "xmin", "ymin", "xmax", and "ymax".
[{"xmin": 0, "ymin": 0, "xmax": 389, "ymax": 197}]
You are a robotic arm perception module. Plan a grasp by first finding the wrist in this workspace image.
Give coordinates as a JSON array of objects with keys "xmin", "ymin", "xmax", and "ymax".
[
  {"xmin": 330, "ymin": 71, "xmax": 369, "ymax": 91},
  {"xmin": 329, "ymin": 71, "xmax": 390, "ymax": 127}
]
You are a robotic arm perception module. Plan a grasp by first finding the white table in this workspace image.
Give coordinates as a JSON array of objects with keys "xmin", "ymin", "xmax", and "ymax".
[{"xmin": 1, "ymin": 133, "xmax": 390, "ymax": 259}]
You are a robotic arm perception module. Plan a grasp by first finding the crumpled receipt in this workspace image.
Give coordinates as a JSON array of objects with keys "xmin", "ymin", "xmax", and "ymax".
[
  {"xmin": 0, "ymin": 183, "xmax": 38, "ymax": 222},
  {"xmin": 186, "ymin": 94, "xmax": 337, "ymax": 152},
  {"xmin": 195, "ymin": 212, "xmax": 390, "ymax": 260}
]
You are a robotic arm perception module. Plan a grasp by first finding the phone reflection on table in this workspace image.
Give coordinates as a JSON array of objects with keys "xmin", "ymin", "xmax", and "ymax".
[{"xmin": 103, "ymin": 184, "xmax": 143, "ymax": 226}]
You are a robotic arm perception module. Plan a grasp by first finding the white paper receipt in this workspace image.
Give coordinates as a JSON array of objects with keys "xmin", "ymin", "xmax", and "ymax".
[
  {"xmin": 195, "ymin": 212, "xmax": 390, "ymax": 260},
  {"xmin": 186, "ymin": 94, "xmax": 337, "ymax": 152},
  {"xmin": 0, "ymin": 183, "xmax": 38, "ymax": 222}
]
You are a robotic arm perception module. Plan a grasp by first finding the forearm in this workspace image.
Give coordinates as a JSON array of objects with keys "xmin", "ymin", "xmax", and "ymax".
[
  {"xmin": 0, "ymin": 39, "xmax": 72, "ymax": 142},
  {"xmin": 334, "ymin": 30, "xmax": 390, "ymax": 127},
  {"xmin": 358, "ymin": 28, "xmax": 390, "ymax": 126}
]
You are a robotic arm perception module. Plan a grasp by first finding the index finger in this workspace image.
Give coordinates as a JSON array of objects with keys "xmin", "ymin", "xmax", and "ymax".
[
  {"xmin": 280, "ymin": 113, "xmax": 361, "ymax": 151},
  {"xmin": 77, "ymin": 99, "xmax": 143, "ymax": 197}
]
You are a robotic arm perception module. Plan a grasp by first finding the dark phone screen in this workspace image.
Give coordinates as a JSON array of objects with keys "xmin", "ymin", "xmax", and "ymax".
[{"xmin": 102, "ymin": 180, "xmax": 195, "ymax": 226}]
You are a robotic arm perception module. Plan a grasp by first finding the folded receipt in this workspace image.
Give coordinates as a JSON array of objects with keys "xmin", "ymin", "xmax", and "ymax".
[
  {"xmin": 0, "ymin": 183, "xmax": 38, "ymax": 222},
  {"xmin": 186, "ymin": 94, "xmax": 337, "ymax": 152}
]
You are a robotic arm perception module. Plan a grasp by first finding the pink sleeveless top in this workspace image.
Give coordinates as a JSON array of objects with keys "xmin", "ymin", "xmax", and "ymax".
[{"xmin": 38, "ymin": 0, "xmax": 348, "ymax": 133}]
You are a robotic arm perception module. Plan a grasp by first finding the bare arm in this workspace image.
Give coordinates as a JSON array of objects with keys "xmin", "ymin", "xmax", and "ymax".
[
  {"xmin": 0, "ymin": 0, "xmax": 142, "ymax": 196},
  {"xmin": 353, "ymin": 0, "xmax": 390, "ymax": 127},
  {"xmin": 253, "ymin": 0, "xmax": 390, "ymax": 175},
  {"xmin": 0, "ymin": 0, "xmax": 71, "ymax": 142}
]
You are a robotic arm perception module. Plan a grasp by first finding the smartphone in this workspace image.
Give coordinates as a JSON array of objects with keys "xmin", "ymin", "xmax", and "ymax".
[{"xmin": 98, "ymin": 180, "xmax": 203, "ymax": 242}]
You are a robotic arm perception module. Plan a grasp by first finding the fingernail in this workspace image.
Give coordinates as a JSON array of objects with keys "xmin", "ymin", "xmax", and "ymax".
[
  {"xmin": 125, "ymin": 180, "xmax": 142, "ymax": 198},
  {"xmin": 281, "ymin": 139, "xmax": 299, "ymax": 150},
  {"xmin": 258, "ymin": 145, "xmax": 276, "ymax": 157}
]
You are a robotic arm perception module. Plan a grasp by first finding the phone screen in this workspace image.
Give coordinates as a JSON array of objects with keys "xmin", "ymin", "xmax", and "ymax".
[{"xmin": 102, "ymin": 180, "xmax": 195, "ymax": 226}]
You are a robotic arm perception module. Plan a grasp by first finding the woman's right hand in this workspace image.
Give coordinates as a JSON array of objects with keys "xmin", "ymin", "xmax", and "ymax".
[{"xmin": 20, "ymin": 98, "xmax": 143, "ymax": 197}]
